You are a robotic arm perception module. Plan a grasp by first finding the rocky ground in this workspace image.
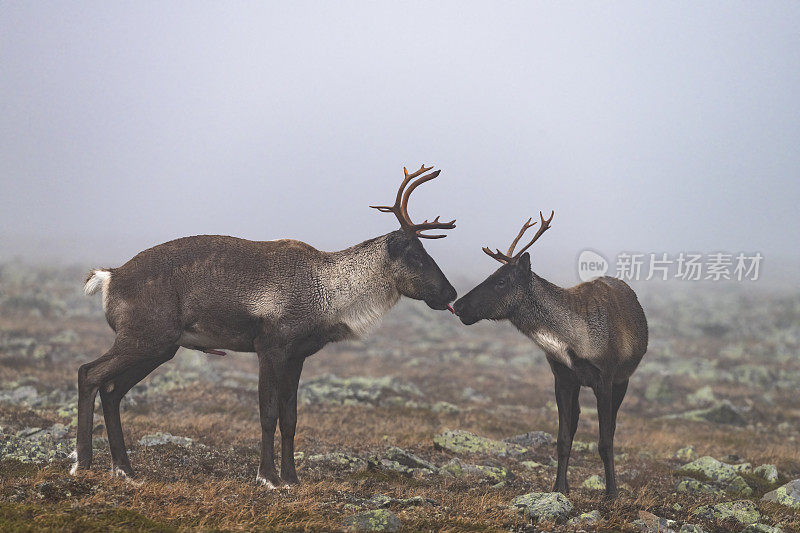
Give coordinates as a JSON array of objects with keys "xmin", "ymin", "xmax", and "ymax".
[{"xmin": 1, "ymin": 261, "xmax": 799, "ymax": 532}]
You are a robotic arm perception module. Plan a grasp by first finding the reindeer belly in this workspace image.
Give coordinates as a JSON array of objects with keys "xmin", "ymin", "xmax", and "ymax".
[{"xmin": 178, "ymin": 327, "xmax": 256, "ymax": 353}]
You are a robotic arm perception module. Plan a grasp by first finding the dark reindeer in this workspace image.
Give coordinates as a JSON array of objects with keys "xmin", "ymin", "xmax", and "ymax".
[
  {"xmin": 76, "ymin": 165, "xmax": 457, "ymax": 487},
  {"xmin": 452, "ymin": 212, "xmax": 647, "ymax": 498}
]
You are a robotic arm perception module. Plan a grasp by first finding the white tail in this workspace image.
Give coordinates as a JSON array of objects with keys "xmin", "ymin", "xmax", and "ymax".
[{"xmin": 84, "ymin": 269, "xmax": 111, "ymax": 295}]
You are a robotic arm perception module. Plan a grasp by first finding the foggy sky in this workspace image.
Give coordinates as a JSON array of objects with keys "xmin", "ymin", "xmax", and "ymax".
[{"xmin": 2, "ymin": 2, "xmax": 799, "ymax": 283}]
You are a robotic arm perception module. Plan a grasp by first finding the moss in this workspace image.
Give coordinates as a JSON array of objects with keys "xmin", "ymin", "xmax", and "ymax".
[{"xmin": 0, "ymin": 503, "xmax": 175, "ymax": 532}]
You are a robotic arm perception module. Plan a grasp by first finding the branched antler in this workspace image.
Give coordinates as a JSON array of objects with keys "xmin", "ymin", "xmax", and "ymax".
[
  {"xmin": 370, "ymin": 164, "xmax": 456, "ymax": 239},
  {"xmin": 482, "ymin": 210, "xmax": 554, "ymax": 264}
]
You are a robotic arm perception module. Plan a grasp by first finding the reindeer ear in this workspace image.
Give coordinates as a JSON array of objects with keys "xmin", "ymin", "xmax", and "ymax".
[{"xmin": 517, "ymin": 252, "xmax": 531, "ymax": 271}]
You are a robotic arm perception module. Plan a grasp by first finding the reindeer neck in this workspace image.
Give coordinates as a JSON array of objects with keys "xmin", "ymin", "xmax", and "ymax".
[
  {"xmin": 321, "ymin": 235, "xmax": 400, "ymax": 337},
  {"xmin": 510, "ymin": 273, "xmax": 574, "ymax": 341}
]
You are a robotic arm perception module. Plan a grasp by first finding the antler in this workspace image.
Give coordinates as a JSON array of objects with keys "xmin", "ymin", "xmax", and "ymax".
[
  {"xmin": 482, "ymin": 210, "xmax": 555, "ymax": 264},
  {"xmin": 370, "ymin": 164, "xmax": 456, "ymax": 239}
]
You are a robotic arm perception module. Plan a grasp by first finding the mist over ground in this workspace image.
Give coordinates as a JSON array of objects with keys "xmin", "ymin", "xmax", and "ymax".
[{"xmin": 1, "ymin": 2, "xmax": 798, "ymax": 286}]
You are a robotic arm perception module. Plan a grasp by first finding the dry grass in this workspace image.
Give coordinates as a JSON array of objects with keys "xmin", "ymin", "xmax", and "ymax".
[{"xmin": 1, "ymin": 267, "xmax": 799, "ymax": 531}]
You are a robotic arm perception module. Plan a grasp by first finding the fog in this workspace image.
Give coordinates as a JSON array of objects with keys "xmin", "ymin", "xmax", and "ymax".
[{"xmin": 1, "ymin": 2, "xmax": 798, "ymax": 284}]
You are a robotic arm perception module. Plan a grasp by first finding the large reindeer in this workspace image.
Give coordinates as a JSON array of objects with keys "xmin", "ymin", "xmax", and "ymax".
[
  {"xmin": 452, "ymin": 212, "xmax": 647, "ymax": 498},
  {"xmin": 77, "ymin": 165, "xmax": 457, "ymax": 487}
]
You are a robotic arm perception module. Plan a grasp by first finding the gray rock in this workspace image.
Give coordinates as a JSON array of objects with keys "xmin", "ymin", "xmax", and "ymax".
[
  {"xmin": 342, "ymin": 509, "xmax": 400, "ymax": 532},
  {"xmin": 678, "ymin": 524, "xmax": 708, "ymax": 533},
  {"xmin": 383, "ymin": 447, "xmax": 437, "ymax": 471},
  {"xmin": 137, "ymin": 432, "xmax": 195, "ymax": 447},
  {"xmin": 0, "ymin": 385, "xmax": 38, "ymax": 404},
  {"xmin": 761, "ymin": 479, "xmax": 800, "ymax": 509},
  {"xmin": 510, "ymin": 492, "xmax": 573, "ymax": 523},
  {"xmin": 307, "ymin": 452, "xmax": 367, "ymax": 471},
  {"xmin": 676, "ymin": 401, "xmax": 747, "ymax": 426},
  {"xmin": 503, "ymin": 431, "xmax": 554, "ymax": 448},
  {"xmin": 740, "ymin": 525, "xmax": 784, "ymax": 533},
  {"xmin": 634, "ymin": 510, "xmax": 677, "ymax": 532}
]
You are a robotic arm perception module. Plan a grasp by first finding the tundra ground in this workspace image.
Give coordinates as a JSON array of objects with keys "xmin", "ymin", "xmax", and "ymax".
[{"xmin": 1, "ymin": 263, "xmax": 798, "ymax": 531}]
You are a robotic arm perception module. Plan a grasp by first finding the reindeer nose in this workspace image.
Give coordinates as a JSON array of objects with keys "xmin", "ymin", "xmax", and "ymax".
[{"xmin": 452, "ymin": 299, "xmax": 466, "ymax": 316}]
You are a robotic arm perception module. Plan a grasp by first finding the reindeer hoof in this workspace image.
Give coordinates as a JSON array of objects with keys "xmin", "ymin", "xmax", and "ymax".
[{"xmin": 256, "ymin": 474, "xmax": 283, "ymax": 490}]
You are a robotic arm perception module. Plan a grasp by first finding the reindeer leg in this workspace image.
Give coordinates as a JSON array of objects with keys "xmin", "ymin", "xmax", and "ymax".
[
  {"xmin": 611, "ymin": 379, "xmax": 629, "ymax": 429},
  {"xmin": 255, "ymin": 345, "xmax": 285, "ymax": 488},
  {"xmin": 279, "ymin": 357, "xmax": 305, "ymax": 485},
  {"xmin": 552, "ymin": 366, "xmax": 579, "ymax": 494},
  {"xmin": 75, "ymin": 337, "xmax": 164, "ymax": 474},
  {"xmin": 100, "ymin": 347, "xmax": 178, "ymax": 477},
  {"xmin": 595, "ymin": 383, "xmax": 618, "ymax": 498}
]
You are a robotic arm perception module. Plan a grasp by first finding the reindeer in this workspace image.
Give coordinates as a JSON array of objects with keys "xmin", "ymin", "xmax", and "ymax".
[
  {"xmin": 452, "ymin": 212, "xmax": 647, "ymax": 498},
  {"xmin": 76, "ymin": 165, "xmax": 457, "ymax": 487}
]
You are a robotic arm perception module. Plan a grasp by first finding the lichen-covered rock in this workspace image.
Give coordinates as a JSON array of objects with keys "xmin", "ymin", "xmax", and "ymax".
[
  {"xmin": 581, "ymin": 474, "xmax": 605, "ymax": 490},
  {"xmin": 572, "ymin": 440, "xmax": 597, "ymax": 453},
  {"xmin": 504, "ymin": 431, "xmax": 554, "ymax": 448},
  {"xmin": 645, "ymin": 376, "xmax": 676, "ymax": 403},
  {"xmin": 687, "ymin": 386, "xmax": 716, "ymax": 406},
  {"xmin": 383, "ymin": 447, "xmax": 437, "ymax": 472},
  {"xmin": 675, "ymin": 445, "xmax": 698, "ymax": 462},
  {"xmin": 675, "ymin": 478, "xmax": 723, "ymax": 495},
  {"xmin": 0, "ymin": 423, "xmax": 73, "ymax": 463},
  {"xmin": 440, "ymin": 458, "xmax": 508, "ymax": 482},
  {"xmin": 510, "ymin": 492, "xmax": 573, "ymax": 523},
  {"xmin": 754, "ymin": 464, "xmax": 779, "ymax": 484},
  {"xmin": 677, "ymin": 456, "xmax": 745, "ymax": 484},
  {"xmin": 307, "ymin": 452, "xmax": 367, "ymax": 472},
  {"xmin": 299, "ymin": 374, "xmax": 422, "ymax": 407},
  {"xmin": 740, "ymin": 524, "xmax": 784, "ymax": 533},
  {"xmin": 138, "ymin": 432, "xmax": 195, "ymax": 447},
  {"xmin": 726, "ymin": 475, "xmax": 754, "ymax": 496},
  {"xmin": 368, "ymin": 494, "xmax": 433, "ymax": 509},
  {"xmin": 761, "ymin": 479, "xmax": 800, "ymax": 508},
  {"xmin": 678, "ymin": 523, "xmax": 708, "ymax": 533},
  {"xmin": 0, "ymin": 385, "xmax": 38, "ymax": 404},
  {"xmin": 521, "ymin": 460, "xmax": 547, "ymax": 470},
  {"xmin": 342, "ymin": 509, "xmax": 400, "ymax": 532},
  {"xmin": 692, "ymin": 500, "xmax": 761, "ymax": 526},
  {"xmin": 431, "ymin": 401, "xmax": 460, "ymax": 414},
  {"xmin": 676, "ymin": 401, "xmax": 747, "ymax": 426},
  {"xmin": 567, "ymin": 509, "xmax": 600, "ymax": 527},
  {"xmin": 634, "ymin": 510, "xmax": 677, "ymax": 532},
  {"xmin": 433, "ymin": 430, "xmax": 526, "ymax": 456}
]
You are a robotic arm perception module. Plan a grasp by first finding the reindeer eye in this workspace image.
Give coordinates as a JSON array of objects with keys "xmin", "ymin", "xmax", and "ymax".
[{"xmin": 496, "ymin": 278, "xmax": 506, "ymax": 289}]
